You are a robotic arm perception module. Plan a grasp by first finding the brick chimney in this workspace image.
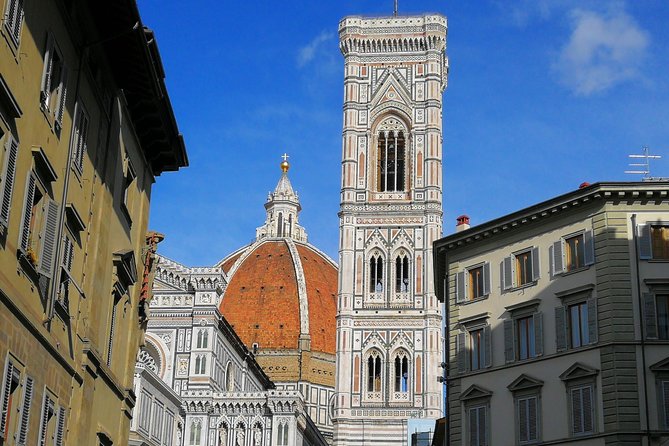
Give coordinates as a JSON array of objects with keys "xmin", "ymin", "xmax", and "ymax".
[{"xmin": 456, "ymin": 215, "xmax": 470, "ymax": 232}]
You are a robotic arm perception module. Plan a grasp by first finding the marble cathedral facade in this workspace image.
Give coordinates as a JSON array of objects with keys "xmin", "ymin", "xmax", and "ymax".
[{"xmin": 333, "ymin": 14, "xmax": 448, "ymax": 445}]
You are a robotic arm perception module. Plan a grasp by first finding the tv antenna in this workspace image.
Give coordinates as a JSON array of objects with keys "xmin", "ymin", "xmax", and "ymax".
[{"xmin": 625, "ymin": 146, "xmax": 666, "ymax": 181}]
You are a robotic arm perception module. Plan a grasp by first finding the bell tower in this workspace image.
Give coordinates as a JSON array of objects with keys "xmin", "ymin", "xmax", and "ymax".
[{"xmin": 333, "ymin": 14, "xmax": 448, "ymax": 445}]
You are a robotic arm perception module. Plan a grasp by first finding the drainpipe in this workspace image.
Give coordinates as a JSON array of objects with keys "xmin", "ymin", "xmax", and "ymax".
[{"xmin": 631, "ymin": 213, "xmax": 651, "ymax": 443}]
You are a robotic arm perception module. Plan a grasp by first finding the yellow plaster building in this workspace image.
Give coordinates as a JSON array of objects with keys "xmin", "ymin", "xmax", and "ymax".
[{"xmin": 0, "ymin": 1, "xmax": 187, "ymax": 445}]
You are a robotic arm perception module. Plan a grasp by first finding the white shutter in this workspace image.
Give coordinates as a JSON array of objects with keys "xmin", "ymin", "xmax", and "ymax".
[
  {"xmin": 12, "ymin": 0, "xmax": 24, "ymax": 43},
  {"xmin": 17, "ymin": 375, "xmax": 33, "ymax": 445},
  {"xmin": 0, "ymin": 361, "xmax": 14, "ymax": 437},
  {"xmin": 0, "ymin": 135, "xmax": 19, "ymax": 227},
  {"xmin": 18, "ymin": 173, "xmax": 35, "ymax": 252},
  {"xmin": 54, "ymin": 406, "xmax": 65, "ymax": 446},
  {"xmin": 38, "ymin": 199, "xmax": 60, "ymax": 278},
  {"xmin": 40, "ymin": 34, "xmax": 55, "ymax": 109},
  {"xmin": 62, "ymin": 236, "xmax": 73, "ymax": 272},
  {"xmin": 552, "ymin": 240, "xmax": 564, "ymax": 275},
  {"xmin": 38, "ymin": 394, "xmax": 53, "ymax": 446},
  {"xmin": 54, "ymin": 66, "xmax": 68, "ymax": 129}
]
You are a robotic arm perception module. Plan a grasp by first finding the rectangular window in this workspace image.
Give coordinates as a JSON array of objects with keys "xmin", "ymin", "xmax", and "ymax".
[
  {"xmin": 570, "ymin": 384, "xmax": 594, "ymax": 436},
  {"xmin": 552, "ymin": 231, "xmax": 595, "ymax": 275},
  {"xmin": 18, "ymin": 172, "xmax": 60, "ymax": 278},
  {"xmin": 3, "ymin": 0, "xmax": 24, "ymax": 45},
  {"xmin": 468, "ymin": 405, "xmax": 487, "ymax": 446},
  {"xmin": 469, "ymin": 329, "xmax": 483, "ymax": 371},
  {"xmin": 517, "ymin": 396, "xmax": 538, "ymax": 444},
  {"xmin": 569, "ymin": 302, "xmax": 589, "ymax": 348},
  {"xmin": 651, "ymin": 226, "xmax": 669, "ymax": 260},
  {"xmin": 505, "ymin": 312, "xmax": 543, "ymax": 363},
  {"xmin": 455, "ymin": 263, "xmax": 491, "ymax": 303},
  {"xmin": 517, "ymin": 316, "xmax": 536, "ymax": 361},
  {"xmin": 503, "ymin": 247, "xmax": 539, "ymax": 290}
]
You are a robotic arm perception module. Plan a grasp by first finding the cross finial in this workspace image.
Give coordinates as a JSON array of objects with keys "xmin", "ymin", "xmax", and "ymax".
[
  {"xmin": 282, "ymin": 153, "xmax": 289, "ymax": 162},
  {"xmin": 280, "ymin": 153, "xmax": 290, "ymax": 173}
]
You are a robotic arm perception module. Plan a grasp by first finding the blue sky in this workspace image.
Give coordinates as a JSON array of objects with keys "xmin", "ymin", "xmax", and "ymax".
[{"xmin": 138, "ymin": 0, "xmax": 669, "ymax": 266}]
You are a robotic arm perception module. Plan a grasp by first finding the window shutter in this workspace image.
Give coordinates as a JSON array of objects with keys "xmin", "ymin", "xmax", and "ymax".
[
  {"xmin": 642, "ymin": 293, "xmax": 658, "ymax": 339},
  {"xmin": 54, "ymin": 66, "xmax": 68, "ymax": 128},
  {"xmin": 531, "ymin": 246, "xmax": 540, "ymax": 281},
  {"xmin": 552, "ymin": 240, "xmax": 564, "ymax": 275},
  {"xmin": 18, "ymin": 173, "xmax": 35, "ymax": 252},
  {"xmin": 17, "ymin": 375, "xmax": 33, "ymax": 445},
  {"xmin": 662, "ymin": 381, "xmax": 669, "ymax": 429},
  {"xmin": 41, "ymin": 34, "xmax": 55, "ymax": 108},
  {"xmin": 11, "ymin": 0, "xmax": 24, "ymax": 43},
  {"xmin": 637, "ymin": 224, "xmax": 652, "ymax": 259},
  {"xmin": 75, "ymin": 110, "xmax": 88, "ymax": 172},
  {"xmin": 555, "ymin": 306, "xmax": 567, "ymax": 351},
  {"xmin": 38, "ymin": 199, "xmax": 60, "ymax": 278},
  {"xmin": 478, "ymin": 406, "xmax": 487, "ymax": 446},
  {"xmin": 584, "ymin": 230, "xmax": 595, "ymax": 265},
  {"xmin": 62, "ymin": 236, "xmax": 73, "ymax": 272},
  {"xmin": 528, "ymin": 396, "xmax": 538, "ymax": 441},
  {"xmin": 483, "ymin": 325, "xmax": 492, "ymax": 368},
  {"xmin": 38, "ymin": 395, "xmax": 53, "ymax": 446},
  {"xmin": 468, "ymin": 408, "xmax": 477, "ymax": 445},
  {"xmin": 587, "ymin": 297, "xmax": 598, "ymax": 345},
  {"xmin": 0, "ymin": 361, "xmax": 14, "ymax": 436},
  {"xmin": 0, "ymin": 135, "xmax": 18, "ymax": 227},
  {"xmin": 456, "ymin": 332, "xmax": 467, "ymax": 373},
  {"xmin": 504, "ymin": 319, "xmax": 514, "ymax": 363},
  {"xmin": 482, "ymin": 262, "xmax": 491, "ymax": 296},
  {"xmin": 518, "ymin": 398, "xmax": 528, "ymax": 442},
  {"xmin": 582, "ymin": 386, "xmax": 593, "ymax": 433},
  {"xmin": 455, "ymin": 271, "xmax": 465, "ymax": 303},
  {"xmin": 533, "ymin": 312, "xmax": 543, "ymax": 357},
  {"xmin": 502, "ymin": 257, "xmax": 513, "ymax": 291},
  {"xmin": 55, "ymin": 406, "xmax": 65, "ymax": 446},
  {"xmin": 571, "ymin": 387, "xmax": 583, "ymax": 434}
]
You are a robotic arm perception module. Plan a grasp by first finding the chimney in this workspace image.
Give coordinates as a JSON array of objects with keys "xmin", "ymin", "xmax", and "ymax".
[{"xmin": 456, "ymin": 215, "xmax": 470, "ymax": 232}]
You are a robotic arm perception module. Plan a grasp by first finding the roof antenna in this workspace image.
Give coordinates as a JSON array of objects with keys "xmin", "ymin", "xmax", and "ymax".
[
  {"xmin": 394, "ymin": 0, "xmax": 398, "ymax": 16},
  {"xmin": 625, "ymin": 146, "xmax": 667, "ymax": 181}
]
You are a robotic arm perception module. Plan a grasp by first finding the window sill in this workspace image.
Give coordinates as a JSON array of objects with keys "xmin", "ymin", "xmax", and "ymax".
[
  {"xmin": 457, "ymin": 295, "xmax": 490, "ymax": 306},
  {"xmin": 560, "ymin": 265, "xmax": 591, "ymax": 277},
  {"xmin": 506, "ymin": 282, "xmax": 538, "ymax": 293},
  {"xmin": 647, "ymin": 258, "xmax": 669, "ymax": 263}
]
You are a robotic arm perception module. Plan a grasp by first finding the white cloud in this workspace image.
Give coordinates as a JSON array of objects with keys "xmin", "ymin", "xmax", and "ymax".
[
  {"xmin": 297, "ymin": 31, "xmax": 334, "ymax": 68},
  {"xmin": 554, "ymin": 8, "xmax": 649, "ymax": 96}
]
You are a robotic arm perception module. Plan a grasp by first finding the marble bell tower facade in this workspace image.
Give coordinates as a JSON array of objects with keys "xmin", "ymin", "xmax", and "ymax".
[{"xmin": 333, "ymin": 14, "xmax": 448, "ymax": 445}]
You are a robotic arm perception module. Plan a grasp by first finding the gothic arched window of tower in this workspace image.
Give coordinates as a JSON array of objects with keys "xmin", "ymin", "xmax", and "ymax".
[{"xmin": 377, "ymin": 129, "xmax": 406, "ymax": 192}]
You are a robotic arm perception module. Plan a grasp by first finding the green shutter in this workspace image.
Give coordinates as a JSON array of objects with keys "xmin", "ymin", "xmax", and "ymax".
[
  {"xmin": 502, "ymin": 257, "xmax": 513, "ymax": 291},
  {"xmin": 482, "ymin": 262, "xmax": 491, "ymax": 296},
  {"xmin": 504, "ymin": 319, "xmax": 514, "ymax": 363},
  {"xmin": 455, "ymin": 271, "xmax": 466, "ymax": 303},
  {"xmin": 584, "ymin": 230, "xmax": 595, "ymax": 265},
  {"xmin": 552, "ymin": 240, "xmax": 564, "ymax": 275},
  {"xmin": 643, "ymin": 293, "xmax": 658, "ymax": 339},
  {"xmin": 637, "ymin": 224, "xmax": 652, "ymax": 259},
  {"xmin": 533, "ymin": 312, "xmax": 543, "ymax": 357},
  {"xmin": 555, "ymin": 306, "xmax": 567, "ymax": 351},
  {"xmin": 587, "ymin": 297, "xmax": 598, "ymax": 345},
  {"xmin": 531, "ymin": 246, "xmax": 540, "ymax": 281}
]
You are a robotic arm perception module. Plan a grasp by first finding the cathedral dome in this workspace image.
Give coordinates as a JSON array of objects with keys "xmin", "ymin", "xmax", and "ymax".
[
  {"xmin": 218, "ymin": 239, "xmax": 337, "ymax": 355},
  {"xmin": 216, "ymin": 157, "xmax": 338, "ymax": 359}
]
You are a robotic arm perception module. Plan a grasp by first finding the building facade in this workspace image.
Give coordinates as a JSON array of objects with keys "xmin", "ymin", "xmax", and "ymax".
[
  {"xmin": 333, "ymin": 14, "xmax": 448, "ymax": 445},
  {"xmin": 434, "ymin": 182, "xmax": 669, "ymax": 445},
  {"xmin": 0, "ymin": 1, "xmax": 186, "ymax": 445}
]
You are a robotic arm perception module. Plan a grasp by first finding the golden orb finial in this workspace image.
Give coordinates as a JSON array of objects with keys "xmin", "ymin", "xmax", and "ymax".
[{"xmin": 280, "ymin": 153, "xmax": 290, "ymax": 173}]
